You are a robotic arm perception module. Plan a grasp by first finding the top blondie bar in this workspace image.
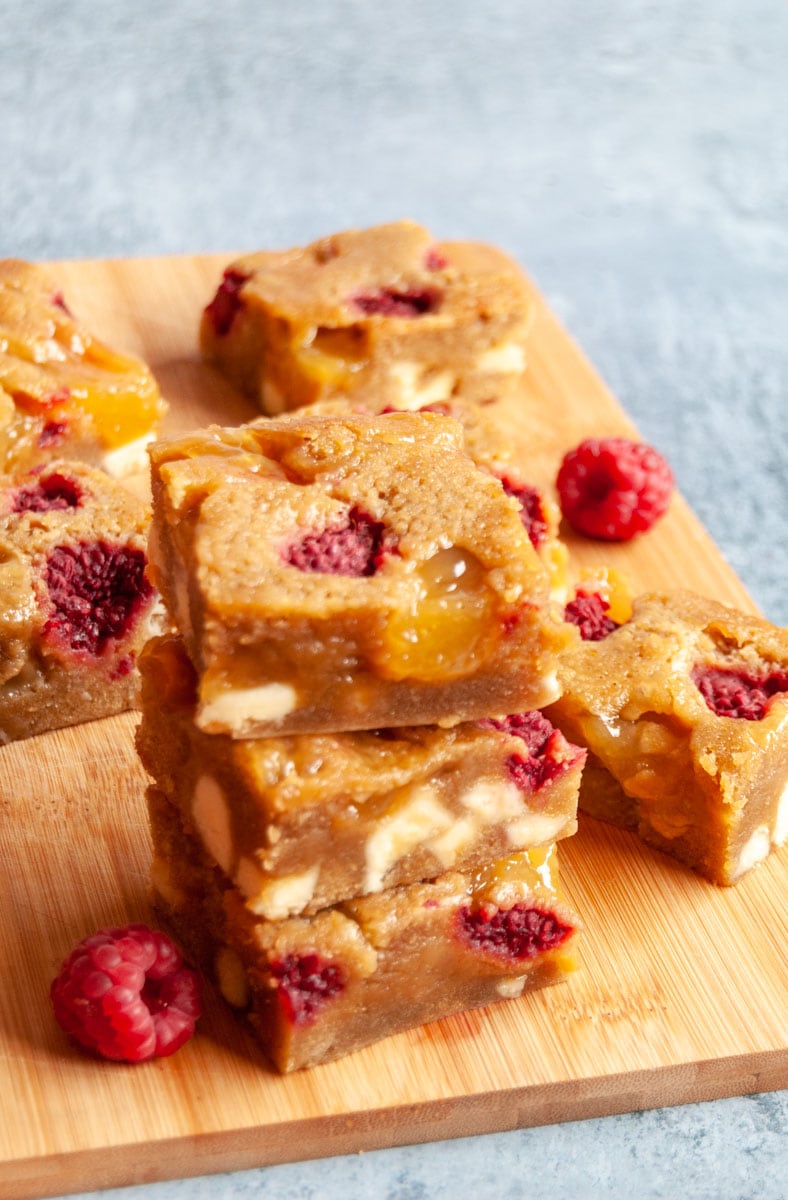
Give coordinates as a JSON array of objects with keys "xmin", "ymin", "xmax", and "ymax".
[
  {"xmin": 148, "ymin": 410, "xmax": 569, "ymax": 738},
  {"xmin": 199, "ymin": 220, "xmax": 533, "ymax": 414}
]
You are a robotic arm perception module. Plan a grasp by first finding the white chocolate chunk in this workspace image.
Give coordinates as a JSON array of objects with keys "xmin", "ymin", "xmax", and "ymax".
[
  {"xmin": 364, "ymin": 786, "xmax": 453, "ymax": 893},
  {"xmin": 772, "ymin": 780, "xmax": 788, "ymax": 846},
  {"xmin": 388, "ymin": 361, "xmax": 455, "ymax": 407},
  {"xmin": 428, "ymin": 816, "xmax": 477, "ymax": 868},
  {"xmin": 192, "ymin": 773, "xmax": 233, "ymax": 874},
  {"xmin": 199, "ymin": 682, "xmax": 297, "ymax": 732},
  {"xmin": 476, "ymin": 341, "xmax": 526, "ymax": 374},
  {"xmin": 496, "ymin": 976, "xmax": 527, "ymax": 999},
  {"xmin": 734, "ymin": 824, "xmax": 771, "ymax": 879},
  {"xmin": 244, "ymin": 865, "xmax": 320, "ymax": 921},
  {"xmin": 506, "ymin": 812, "xmax": 572, "ymax": 848},
  {"xmin": 459, "ymin": 779, "xmax": 525, "ymax": 822},
  {"xmin": 101, "ymin": 432, "xmax": 155, "ymax": 477}
]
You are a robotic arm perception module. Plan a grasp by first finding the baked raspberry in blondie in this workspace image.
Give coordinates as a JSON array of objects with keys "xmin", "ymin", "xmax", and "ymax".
[
  {"xmin": 137, "ymin": 634, "xmax": 584, "ymax": 918},
  {"xmin": 148, "ymin": 785, "xmax": 581, "ymax": 1072},
  {"xmin": 199, "ymin": 221, "xmax": 532, "ymax": 415},
  {"xmin": 547, "ymin": 591, "xmax": 788, "ymax": 884},
  {"xmin": 147, "ymin": 410, "xmax": 569, "ymax": 737},
  {"xmin": 0, "ymin": 459, "xmax": 160, "ymax": 742},
  {"xmin": 0, "ymin": 259, "xmax": 166, "ymax": 477}
]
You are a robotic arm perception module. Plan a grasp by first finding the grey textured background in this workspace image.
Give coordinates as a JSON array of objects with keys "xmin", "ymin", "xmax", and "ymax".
[{"xmin": 2, "ymin": 2, "xmax": 785, "ymax": 1198}]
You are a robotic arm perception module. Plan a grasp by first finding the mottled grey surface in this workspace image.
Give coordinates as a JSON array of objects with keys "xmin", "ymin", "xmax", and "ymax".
[{"xmin": 2, "ymin": 2, "xmax": 786, "ymax": 1198}]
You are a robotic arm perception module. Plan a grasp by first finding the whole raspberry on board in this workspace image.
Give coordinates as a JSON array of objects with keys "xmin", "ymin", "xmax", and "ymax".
[
  {"xmin": 556, "ymin": 436, "xmax": 674, "ymax": 541},
  {"xmin": 50, "ymin": 924, "xmax": 202, "ymax": 1062}
]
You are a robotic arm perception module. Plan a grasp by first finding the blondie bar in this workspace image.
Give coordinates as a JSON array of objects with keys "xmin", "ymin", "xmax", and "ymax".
[
  {"xmin": 148, "ymin": 785, "xmax": 581, "ymax": 1072},
  {"xmin": 137, "ymin": 633, "xmax": 583, "ymax": 918},
  {"xmin": 0, "ymin": 259, "xmax": 166, "ymax": 476},
  {"xmin": 148, "ymin": 410, "xmax": 569, "ymax": 737},
  {"xmin": 199, "ymin": 221, "xmax": 532, "ymax": 415},
  {"xmin": 0, "ymin": 459, "xmax": 160, "ymax": 741},
  {"xmin": 547, "ymin": 591, "xmax": 788, "ymax": 884}
]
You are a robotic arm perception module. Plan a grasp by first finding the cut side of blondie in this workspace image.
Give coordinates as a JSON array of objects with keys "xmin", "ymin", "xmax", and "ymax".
[
  {"xmin": 137, "ymin": 633, "xmax": 584, "ymax": 918},
  {"xmin": 148, "ymin": 410, "xmax": 570, "ymax": 737},
  {"xmin": 199, "ymin": 221, "xmax": 532, "ymax": 415},
  {"xmin": 0, "ymin": 259, "xmax": 166, "ymax": 477},
  {"xmin": 547, "ymin": 590, "xmax": 788, "ymax": 884},
  {"xmin": 0, "ymin": 459, "xmax": 161, "ymax": 742},
  {"xmin": 148, "ymin": 785, "xmax": 581, "ymax": 1073}
]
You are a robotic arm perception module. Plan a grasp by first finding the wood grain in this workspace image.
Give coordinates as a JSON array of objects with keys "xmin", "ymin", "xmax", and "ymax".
[{"xmin": 0, "ymin": 255, "xmax": 785, "ymax": 1200}]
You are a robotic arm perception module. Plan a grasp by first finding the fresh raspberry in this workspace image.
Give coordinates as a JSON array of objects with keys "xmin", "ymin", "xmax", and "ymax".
[
  {"xmin": 556, "ymin": 436, "xmax": 674, "ymax": 541},
  {"xmin": 350, "ymin": 286, "xmax": 443, "ymax": 317},
  {"xmin": 456, "ymin": 903, "xmax": 574, "ymax": 961},
  {"xmin": 499, "ymin": 476, "xmax": 549, "ymax": 549},
  {"xmin": 285, "ymin": 507, "xmax": 390, "ymax": 576},
  {"xmin": 43, "ymin": 540, "xmax": 153, "ymax": 656},
  {"xmin": 564, "ymin": 590, "xmax": 619, "ymax": 641},
  {"xmin": 424, "ymin": 247, "xmax": 449, "ymax": 270},
  {"xmin": 50, "ymin": 924, "xmax": 202, "ymax": 1062},
  {"xmin": 478, "ymin": 711, "xmax": 584, "ymax": 791},
  {"xmin": 691, "ymin": 664, "xmax": 788, "ymax": 720},
  {"xmin": 37, "ymin": 419, "xmax": 69, "ymax": 447},
  {"xmin": 13, "ymin": 471, "xmax": 83, "ymax": 514},
  {"xmin": 204, "ymin": 268, "xmax": 250, "ymax": 336},
  {"xmin": 270, "ymin": 953, "xmax": 346, "ymax": 1026}
]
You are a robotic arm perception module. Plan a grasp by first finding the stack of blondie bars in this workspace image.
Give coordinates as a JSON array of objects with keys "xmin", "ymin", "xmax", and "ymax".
[{"xmin": 137, "ymin": 409, "xmax": 588, "ymax": 1071}]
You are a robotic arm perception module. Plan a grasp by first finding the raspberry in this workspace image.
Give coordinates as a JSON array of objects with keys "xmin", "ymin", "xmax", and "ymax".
[
  {"xmin": 37, "ymin": 419, "xmax": 69, "ymax": 448},
  {"xmin": 556, "ymin": 436, "xmax": 674, "ymax": 541},
  {"xmin": 13, "ymin": 471, "xmax": 83, "ymax": 514},
  {"xmin": 692, "ymin": 664, "xmax": 788, "ymax": 720},
  {"xmin": 478, "ymin": 711, "xmax": 583, "ymax": 791},
  {"xmin": 350, "ymin": 286, "xmax": 443, "ymax": 317},
  {"xmin": 564, "ymin": 590, "xmax": 619, "ymax": 641},
  {"xmin": 204, "ymin": 268, "xmax": 250, "ymax": 336},
  {"xmin": 285, "ymin": 507, "xmax": 390, "ymax": 576},
  {"xmin": 424, "ymin": 247, "xmax": 449, "ymax": 270},
  {"xmin": 456, "ymin": 903, "xmax": 574, "ymax": 962},
  {"xmin": 270, "ymin": 953, "xmax": 346, "ymax": 1026},
  {"xmin": 499, "ymin": 476, "xmax": 549, "ymax": 549},
  {"xmin": 43, "ymin": 540, "xmax": 153, "ymax": 656},
  {"xmin": 51, "ymin": 291, "xmax": 72, "ymax": 315},
  {"xmin": 50, "ymin": 924, "xmax": 201, "ymax": 1062}
]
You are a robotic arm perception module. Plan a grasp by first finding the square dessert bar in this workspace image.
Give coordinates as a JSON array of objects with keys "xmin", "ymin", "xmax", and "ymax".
[
  {"xmin": 0, "ymin": 259, "xmax": 166, "ymax": 477},
  {"xmin": 0, "ymin": 459, "xmax": 161, "ymax": 742},
  {"xmin": 137, "ymin": 633, "xmax": 584, "ymax": 918},
  {"xmin": 199, "ymin": 220, "xmax": 533, "ymax": 415},
  {"xmin": 547, "ymin": 591, "xmax": 788, "ymax": 884},
  {"xmin": 148, "ymin": 410, "xmax": 570, "ymax": 738},
  {"xmin": 148, "ymin": 785, "xmax": 581, "ymax": 1072}
]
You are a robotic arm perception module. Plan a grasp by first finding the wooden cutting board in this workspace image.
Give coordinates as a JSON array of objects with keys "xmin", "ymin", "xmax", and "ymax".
[{"xmin": 1, "ymin": 255, "xmax": 785, "ymax": 1200}]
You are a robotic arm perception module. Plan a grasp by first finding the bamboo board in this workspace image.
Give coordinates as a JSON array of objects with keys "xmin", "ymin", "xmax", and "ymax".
[{"xmin": 0, "ymin": 254, "xmax": 785, "ymax": 1200}]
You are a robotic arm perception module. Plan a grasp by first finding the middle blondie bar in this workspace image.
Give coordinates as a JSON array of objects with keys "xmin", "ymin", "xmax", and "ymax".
[{"xmin": 148, "ymin": 410, "xmax": 569, "ymax": 738}]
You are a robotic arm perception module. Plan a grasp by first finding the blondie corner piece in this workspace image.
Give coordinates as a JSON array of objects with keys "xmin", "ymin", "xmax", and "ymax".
[
  {"xmin": 547, "ymin": 591, "xmax": 788, "ymax": 884},
  {"xmin": 137, "ymin": 634, "xmax": 584, "ymax": 918},
  {"xmin": 199, "ymin": 220, "xmax": 532, "ymax": 415},
  {"xmin": 0, "ymin": 259, "xmax": 166, "ymax": 477},
  {"xmin": 148, "ymin": 410, "xmax": 570, "ymax": 738},
  {"xmin": 0, "ymin": 459, "xmax": 161, "ymax": 742},
  {"xmin": 148, "ymin": 786, "xmax": 581, "ymax": 1073}
]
